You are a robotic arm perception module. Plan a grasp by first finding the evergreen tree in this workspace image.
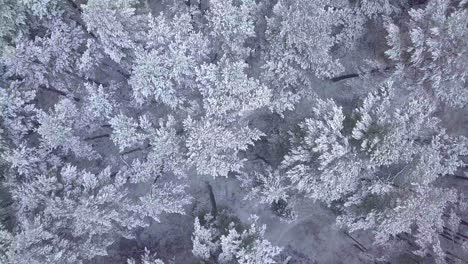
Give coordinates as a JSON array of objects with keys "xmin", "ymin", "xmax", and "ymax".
[
  {"xmin": 192, "ymin": 213, "xmax": 282, "ymax": 263},
  {"xmin": 384, "ymin": 0, "xmax": 468, "ymax": 107},
  {"xmin": 283, "ymin": 82, "xmax": 468, "ymax": 260}
]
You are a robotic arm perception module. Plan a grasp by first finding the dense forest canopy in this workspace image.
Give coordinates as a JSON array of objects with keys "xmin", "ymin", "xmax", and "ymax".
[{"xmin": 0, "ymin": 0, "xmax": 467, "ymax": 263}]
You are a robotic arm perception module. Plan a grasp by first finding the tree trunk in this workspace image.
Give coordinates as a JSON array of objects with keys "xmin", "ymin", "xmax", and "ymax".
[
  {"xmin": 205, "ymin": 182, "xmax": 217, "ymax": 219},
  {"xmin": 39, "ymin": 86, "xmax": 81, "ymax": 102},
  {"xmin": 330, "ymin": 66, "xmax": 394, "ymax": 82}
]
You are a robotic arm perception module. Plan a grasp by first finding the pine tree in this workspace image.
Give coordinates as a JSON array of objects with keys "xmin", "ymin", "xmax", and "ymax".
[
  {"xmin": 192, "ymin": 213, "xmax": 282, "ymax": 263},
  {"xmin": 19, "ymin": 0, "xmax": 62, "ymax": 18},
  {"xmin": 240, "ymin": 168, "xmax": 290, "ymax": 205},
  {"xmin": 282, "ymin": 97, "xmax": 360, "ymax": 204},
  {"xmin": 11, "ymin": 165, "xmax": 190, "ymax": 263},
  {"xmin": 1, "ymin": 0, "xmax": 467, "ymax": 263},
  {"xmin": 0, "ymin": 0, "xmax": 25, "ymax": 60},
  {"xmin": 184, "ymin": 58, "xmax": 270, "ymax": 177},
  {"xmin": 262, "ymin": 0, "xmax": 402, "ymax": 114},
  {"xmin": 36, "ymin": 99, "xmax": 96, "ymax": 159},
  {"xmin": 384, "ymin": 0, "xmax": 468, "ymax": 107},
  {"xmin": 130, "ymin": 13, "xmax": 208, "ymax": 107},
  {"xmin": 185, "ymin": 116, "xmax": 263, "ymax": 177},
  {"xmin": 283, "ymin": 81, "xmax": 468, "ymax": 259},
  {"xmin": 0, "ymin": 223, "xmax": 14, "ymax": 264},
  {"xmin": 81, "ymin": 82, "xmax": 114, "ymax": 125},
  {"xmin": 207, "ymin": 0, "xmax": 258, "ymax": 59},
  {"xmin": 109, "ymin": 113, "xmax": 147, "ymax": 152},
  {"xmin": 195, "ymin": 59, "xmax": 271, "ymax": 120},
  {"xmin": 0, "ymin": 84, "xmax": 37, "ymax": 142},
  {"xmin": 127, "ymin": 248, "xmax": 164, "ymax": 264},
  {"xmin": 192, "ymin": 215, "xmax": 218, "ymax": 260},
  {"xmin": 4, "ymin": 18, "xmax": 85, "ymax": 92},
  {"xmin": 263, "ymin": 0, "xmax": 346, "ymax": 99},
  {"xmin": 81, "ymin": 0, "xmax": 145, "ymax": 64}
]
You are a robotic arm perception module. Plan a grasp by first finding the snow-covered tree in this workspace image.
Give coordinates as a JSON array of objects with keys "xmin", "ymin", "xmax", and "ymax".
[
  {"xmin": 261, "ymin": 0, "xmax": 347, "ymax": 113},
  {"xmin": 384, "ymin": 0, "xmax": 468, "ymax": 107},
  {"xmin": 144, "ymin": 115, "xmax": 187, "ymax": 178},
  {"xmin": 185, "ymin": 116, "xmax": 263, "ymax": 177},
  {"xmin": 1, "ymin": 0, "xmax": 467, "ymax": 263},
  {"xmin": 264, "ymin": 0, "xmax": 345, "ymax": 83},
  {"xmin": 11, "ymin": 164, "xmax": 190, "ymax": 263},
  {"xmin": 110, "ymin": 112, "xmax": 190, "ymax": 210},
  {"xmin": 0, "ymin": 179, "xmax": 14, "ymax": 264},
  {"xmin": 355, "ymin": 0, "xmax": 401, "ymax": 19},
  {"xmin": 282, "ymin": 97, "xmax": 360, "ymax": 204},
  {"xmin": 19, "ymin": 0, "xmax": 62, "ymax": 18},
  {"xmin": 0, "ymin": 0, "xmax": 25, "ymax": 60},
  {"xmin": 12, "ymin": 165, "xmax": 131, "ymax": 263},
  {"xmin": 110, "ymin": 114, "xmax": 187, "ymax": 178},
  {"xmin": 196, "ymin": 59, "xmax": 271, "ymax": 120},
  {"xmin": 192, "ymin": 215, "xmax": 218, "ymax": 260},
  {"xmin": 192, "ymin": 213, "xmax": 282, "ymax": 263},
  {"xmin": 0, "ymin": 82, "xmax": 36, "ymax": 144},
  {"xmin": 127, "ymin": 248, "xmax": 164, "ymax": 264},
  {"xmin": 184, "ymin": 59, "xmax": 270, "ymax": 177},
  {"xmin": 338, "ymin": 185, "xmax": 458, "ymax": 263},
  {"xmin": 110, "ymin": 113, "xmax": 147, "ymax": 152},
  {"xmin": 4, "ymin": 145, "xmax": 60, "ymax": 179},
  {"xmin": 78, "ymin": 38, "xmax": 104, "ymax": 78},
  {"xmin": 207, "ymin": 0, "xmax": 258, "ymax": 59},
  {"xmin": 0, "ymin": 223, "xmax": 14, "ymax": 264},
  {"xmin": 240, "ymin": 168, "xmax": 290, "ymax": 205},
  {"xmin": 36, "ymin": 98, "xmax": 96, "ymax": 158},
  {"xmin": 283, "ymin": 81, "xmax": 468, "ymax": 259},
  {"xmin": 130, "ymin": 13, "xmax": 208, "ymax": 107},
  {"xmin": 219, "ymin": 217, "xmax": 282, "ymax": 264},
  {"xmin": 238, "ymin": 166, "xmax": 297, "ymax": 222},
  {"xmin": 262, "ymin": 0, "xmax": 402, "ymax": 114},
  {"xmin": 4, "ymin": 18, "xmax": 85, "ymax": 97},
  {"xmin": 81, "ymin": 82, "xmax": 114, "ymax": 125},
  {"xmin": 82, "ymin": 0, "xmax": 146, "ymax": 64}
]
